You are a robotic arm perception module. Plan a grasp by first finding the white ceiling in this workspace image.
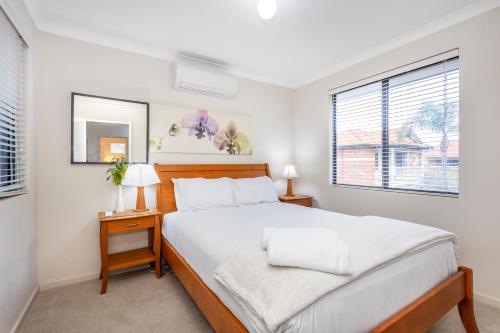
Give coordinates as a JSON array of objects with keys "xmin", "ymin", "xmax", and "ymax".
[{"xmin": 24, "ymin": 0, "xmax": 499, "ymax": 88}]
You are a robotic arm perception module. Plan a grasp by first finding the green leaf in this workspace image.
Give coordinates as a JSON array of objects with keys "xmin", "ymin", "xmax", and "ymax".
[{"xmin": 105, "ymin": 156, "xmax": 129, "ymax": 185}]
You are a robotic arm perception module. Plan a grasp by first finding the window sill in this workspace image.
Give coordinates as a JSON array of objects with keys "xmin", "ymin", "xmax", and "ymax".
[
  {"xmin": 0, "ymin": 190, "xmax": 28, "ymax": 199},
  {"xmin": 330, "ymin": 184, "xmax": 458, "ymax": 198}
]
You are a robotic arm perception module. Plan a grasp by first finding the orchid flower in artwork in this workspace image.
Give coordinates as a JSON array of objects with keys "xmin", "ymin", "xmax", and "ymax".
[
  {"xmin": 149, "ymin": 123, "xmax": 181, "ymax": 150},
  {"xmin": 181, "ymin": 109, "xmax": 219, "ymax": 140},
  {"xmin": 213, "ymin": 121, "xmax": 251, "ymax": 155}
]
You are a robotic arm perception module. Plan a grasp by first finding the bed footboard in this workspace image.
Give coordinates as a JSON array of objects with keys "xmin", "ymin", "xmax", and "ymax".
[{"xmin": 371, "ymin": 266, "xmax": 479, "ymax": 333}]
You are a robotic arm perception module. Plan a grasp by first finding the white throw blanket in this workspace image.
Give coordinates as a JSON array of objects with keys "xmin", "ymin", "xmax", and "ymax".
[
  {"xmin": 262, "ymin": 228, "xmax": 352, "ymax": 275},
  {"xmin": 213, "ymin": 215, "xmax": 457, "ymax": 333}
]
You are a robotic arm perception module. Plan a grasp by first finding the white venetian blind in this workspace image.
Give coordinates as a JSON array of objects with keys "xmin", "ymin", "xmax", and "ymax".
[
  {"xmin": 333, "ymin": 81, "xmax": 383, "ymax": 187},
  {"xmin": 388, "ymin": 58, "xmax": 459, "ymax": 194},
  {"xmin": 0, "ymin": 9, "xmax": 26, "ymax": 197},
  {"xmin": 332, "ymin": 55, "xmax": 459, "ymax": 195}
]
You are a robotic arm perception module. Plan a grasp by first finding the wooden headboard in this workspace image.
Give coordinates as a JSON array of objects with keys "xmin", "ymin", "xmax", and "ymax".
[{"xmin": 154, "ymin": 163, "xmax": 271, "ymax": 215}]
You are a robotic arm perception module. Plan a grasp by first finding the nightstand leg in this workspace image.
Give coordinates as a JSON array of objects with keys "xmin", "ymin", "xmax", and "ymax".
[
  {"xmin": 148, "ymin": 228, "xmax": 154, "ymax": 249},
  {"xmin": 100, "ymin": 271, "xmax": 108, "ymax": 294},
  {"xmin": 154, "ymin": 217, "xmax": 161, "ymax": 278},
  {"xmin": 148, "ymin": 227, "xmax": 155, "ymax": 268},
  {"xmin": 100, "ymin": 221, "xmax": 109, "ymax": 294}
]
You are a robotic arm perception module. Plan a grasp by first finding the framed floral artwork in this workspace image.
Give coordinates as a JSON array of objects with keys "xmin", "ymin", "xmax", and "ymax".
[{"xmin": 149, "ymin": 104, "xmax": 252, "ymax": 155}]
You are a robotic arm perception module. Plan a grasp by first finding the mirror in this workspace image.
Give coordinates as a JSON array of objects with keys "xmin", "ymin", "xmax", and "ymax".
[{"xmin": 71, "ymin": 93, "xmax": 149, "ymax": 164}]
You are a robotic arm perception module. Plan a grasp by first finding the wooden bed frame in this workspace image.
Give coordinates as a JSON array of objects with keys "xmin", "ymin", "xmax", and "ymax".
[{"xmin": 154, "ymin": 163, "xmax": 479, "ymax": 333}]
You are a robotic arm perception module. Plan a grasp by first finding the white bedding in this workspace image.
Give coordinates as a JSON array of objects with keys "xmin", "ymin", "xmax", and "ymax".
[{"xmin": 163, "ymin": 203, "xmax": 458, "ymax": 333}]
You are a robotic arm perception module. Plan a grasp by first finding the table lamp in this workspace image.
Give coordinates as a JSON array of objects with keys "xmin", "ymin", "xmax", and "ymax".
[
  {"xmin": 121, "ymin": 164, "xmax": 160, "ymax": 212},
  {"xmin": 282, "ymin": 165, "xmax": 299, "ymax": 197}
]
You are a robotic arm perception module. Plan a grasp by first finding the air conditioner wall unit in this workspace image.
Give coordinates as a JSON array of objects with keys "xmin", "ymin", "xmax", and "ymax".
[{"xmin": 174, "ymin": 61, "xmax": 238, "ymax": 98}]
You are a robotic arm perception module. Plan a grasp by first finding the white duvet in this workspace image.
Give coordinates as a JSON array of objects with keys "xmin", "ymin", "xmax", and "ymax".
[
  {"xmin": 163, "ymin": 203, "xmax": 458, "ymax": 333},
  {"xmin": 214, "ymin": 214, "xmax": 456, "ymax": 333}
]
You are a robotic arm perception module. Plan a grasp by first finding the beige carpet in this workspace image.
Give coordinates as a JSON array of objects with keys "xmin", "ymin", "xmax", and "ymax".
[{"xmin": 18, "ymin": 269, "xmax": 500, "ymax": 333}]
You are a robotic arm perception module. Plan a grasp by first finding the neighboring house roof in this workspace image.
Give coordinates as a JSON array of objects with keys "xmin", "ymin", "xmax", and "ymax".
[
  {"xmin": 426, "ymin": 139, "xmax": 459, "ymax": 159},
  {"xmin": 337, "ymin": 128, "xmax": 430, "ymax": 149}
]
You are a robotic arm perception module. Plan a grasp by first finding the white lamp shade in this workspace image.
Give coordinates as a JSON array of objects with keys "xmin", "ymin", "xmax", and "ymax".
[
  {"xmin": 121, "ymin": 164, "xmax": 160, "ymax": 187},
  {"xmin": 282, "ymin": 165, "xmax": 299, "ymax": 179}
]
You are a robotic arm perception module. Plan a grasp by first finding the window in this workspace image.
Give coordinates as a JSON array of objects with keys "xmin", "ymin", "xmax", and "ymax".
[
  {"xmin": 395, "ymin": 151, "xmax": 406, "ymax": 168},
  {"xmin": 332, "ymin": 56, "xmax": 459, "ymax": 195},
  {"xmin": 0, "ymin": 9, "xmax": 27, "ymax": 197}
]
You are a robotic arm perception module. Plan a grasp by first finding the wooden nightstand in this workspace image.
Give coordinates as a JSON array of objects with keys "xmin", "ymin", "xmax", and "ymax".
[
  {"xmin": 98, "ymin": 209, "xmax": 162, "ymax": 294},
  {"xmin": 278, "ymin": 194, "xmax": 313, "ymax": 207}
]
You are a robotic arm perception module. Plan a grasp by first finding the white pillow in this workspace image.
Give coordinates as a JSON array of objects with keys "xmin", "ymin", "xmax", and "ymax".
[
  {"xmin": 172, "ymin": 177, "xmax": 236, "ymax": 211},
  {"xmin": 231, "ymin": 176, "xmax": 278, "ymax": 205}
]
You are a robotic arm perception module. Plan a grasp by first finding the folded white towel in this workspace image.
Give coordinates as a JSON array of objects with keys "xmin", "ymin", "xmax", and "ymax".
[{"xmin": 262, "ymin": 228, "xmax": 352, "ymax": 275}]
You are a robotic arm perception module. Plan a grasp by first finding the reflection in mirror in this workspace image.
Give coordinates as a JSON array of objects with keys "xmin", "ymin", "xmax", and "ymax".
[{"xmin": 71, "ymin": 94, "xmax": 149, "ymax": 164}]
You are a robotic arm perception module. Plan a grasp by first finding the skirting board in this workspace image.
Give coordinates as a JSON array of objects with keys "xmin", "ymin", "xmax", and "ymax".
[
  {"xmin": 40, "ymin": 272, "xmax": 99, "ymax": 291},
  {"xmin": 475, "ymin": 291, "xmax": 500, "ymax": 310},
  {"xmin": 10, "ymin": 285, "xmax": 39, "ymax": 333},
  {"xmin": 39, "ymin": 265, "xmax": 153, "ymax": 290}
]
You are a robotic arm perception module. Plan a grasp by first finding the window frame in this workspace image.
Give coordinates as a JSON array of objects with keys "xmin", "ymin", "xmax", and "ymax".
[{"xmin": 330, "ymin": 56, "xmax": 459, "ymax": 197}]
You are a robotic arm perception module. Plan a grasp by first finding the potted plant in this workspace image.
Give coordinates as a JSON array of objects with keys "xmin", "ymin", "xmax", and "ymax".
[{"xmin": 106, "ymin": 157, "xmax": 128, "ymax": 212}]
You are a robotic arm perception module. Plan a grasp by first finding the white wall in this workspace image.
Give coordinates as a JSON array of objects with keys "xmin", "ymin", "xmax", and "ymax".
[
  {"xmin": 34, "ymin": 31, "xmax": 294, "ymax": 288},
  {"xmin": 0, "ymin": 1, "xmax": 37, "ymax": 332},
  {"xmin": 293, "ymin": 7, "xmax": 500, "ymax": 305}
]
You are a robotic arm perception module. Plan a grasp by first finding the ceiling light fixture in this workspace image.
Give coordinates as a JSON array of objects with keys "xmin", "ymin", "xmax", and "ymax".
[{"xmin": 257, "ymin": 0, "xmax": 277, "ymax": 20}]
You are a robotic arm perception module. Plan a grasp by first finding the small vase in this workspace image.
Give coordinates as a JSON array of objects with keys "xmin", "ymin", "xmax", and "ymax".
[{"xmin": 115, "ymin": 185, "xmax": 124, "ymax": 213}]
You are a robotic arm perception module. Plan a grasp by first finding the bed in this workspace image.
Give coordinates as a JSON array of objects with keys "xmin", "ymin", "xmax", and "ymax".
[{"xmin": 154, "ymin": 163, "xmax": 479, "ymax": 333}]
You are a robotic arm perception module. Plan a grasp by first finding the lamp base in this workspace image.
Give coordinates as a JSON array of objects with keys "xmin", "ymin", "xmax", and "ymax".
[
  {"xmin": 133, "ymin": 208, "xmax": 149, "ymax": 213},
  {"xmin": 286, "ymin": 178, "xmax": 294, "ymax": 197},
  {"xmin": 135, "ymin": 186, "xmax": 147, "ymax": 212}
]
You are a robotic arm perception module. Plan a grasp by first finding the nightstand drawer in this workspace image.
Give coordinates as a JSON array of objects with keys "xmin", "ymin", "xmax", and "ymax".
[
  {"xmin": 278, "ymin": 194, "xmax": 313, "ymax": 207},
  {"xmin": 107, "ymin": 215, "xmax": 155, "ymax": 233},
  {"xmin": 287, "ymin": 198, "xmax": 312, "ymax": 207}
]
